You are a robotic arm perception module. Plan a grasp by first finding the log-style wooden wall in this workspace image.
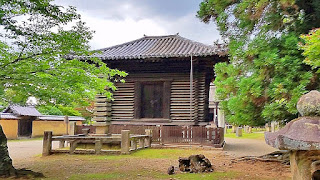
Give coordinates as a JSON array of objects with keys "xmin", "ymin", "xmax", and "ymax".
[
  {"xmin": 110, "ymin": 72, "xmax": 208, "ymax": 124},
  {"xmin": 92, "ymin": 56, "xmax": 222, "ymax": 125}
]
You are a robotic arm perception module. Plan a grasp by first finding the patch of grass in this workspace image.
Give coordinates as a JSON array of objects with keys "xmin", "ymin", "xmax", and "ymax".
[
  {"xmin": 89, "ymin": 148, "xmax": 201, "ymax": 160},
  {"xmin": 130, "ymin": 148, "xmax": 200, "ymax": 159},
  {"xmin": 224, "ymin": 131, "xmax": 265, "ymax": 140}
]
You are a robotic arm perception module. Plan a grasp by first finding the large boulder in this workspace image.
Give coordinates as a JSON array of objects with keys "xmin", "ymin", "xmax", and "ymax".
[{"xmin": 297, "ymin": 90, "xmax": 320, "ymax": 116}]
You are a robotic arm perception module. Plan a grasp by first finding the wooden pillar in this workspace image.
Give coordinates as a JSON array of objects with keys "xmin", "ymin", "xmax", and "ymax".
[
  {"xmin": 42, "ymin": 131, "xmax": 52, "ymax": 156},
  {"xmin": 121, "ymin": 130, "xmax": 130, "ymax": 154},
  {"xmin": 160, "ymin": 125, "xmax": 164, "ymax": 145},
  {"xmin": 145, "ymin": 129, "xmax": 152, "ymax": 147},
  {"xmin": 64, "ymin": 116, "xmax": 69, "ymax": 135}
]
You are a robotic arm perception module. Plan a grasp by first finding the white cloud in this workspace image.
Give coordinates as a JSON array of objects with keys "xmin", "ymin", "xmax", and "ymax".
[
  {"xmin": 81, "ymin": 13, "xmax": 167, "ymax": 49},
  {"xmin": 54, "ymin": 0, "xmax": 221, "ymax": 50}
]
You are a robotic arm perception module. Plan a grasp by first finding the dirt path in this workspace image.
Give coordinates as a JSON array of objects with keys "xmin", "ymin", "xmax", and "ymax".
[
  {"xmin": 224, "ymin": 137, "xmax": 277, "ymax": 157},
  {"xmin": 7, "ymin": 140, "xmax": 59, "ymax": 163}
]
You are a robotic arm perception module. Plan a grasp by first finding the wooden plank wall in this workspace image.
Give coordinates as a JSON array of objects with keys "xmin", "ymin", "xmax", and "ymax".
[{"xmin": 110, "ymin": 73, "xmax": 209, "ymax": 123}]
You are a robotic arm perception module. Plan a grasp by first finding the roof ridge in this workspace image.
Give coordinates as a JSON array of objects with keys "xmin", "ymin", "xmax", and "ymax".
[
  {"xmin": 97, "ymin": 34, "xmax": 188, "ymax": 52},
  {"xmin": 175, "ymin": 35, "xmax": 215, "ymax": 49},
  {"xmin": 96, "ymin": 36, "xmax": 146, "ymax": 52},
  {"xmin": 76, "ymin": 34, "xmax": 227, "ymax": 60}
]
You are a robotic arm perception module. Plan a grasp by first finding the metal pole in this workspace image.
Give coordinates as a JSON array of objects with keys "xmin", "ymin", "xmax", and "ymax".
[{"xmin": 190, "ymin": 55, "xmax": 193, "ymax": 121}]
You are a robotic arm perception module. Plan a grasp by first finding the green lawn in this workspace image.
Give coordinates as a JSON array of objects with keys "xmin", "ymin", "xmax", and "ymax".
[{"xmin": 224, "ymin": 128, "xmax": 266, "ymax": 140}]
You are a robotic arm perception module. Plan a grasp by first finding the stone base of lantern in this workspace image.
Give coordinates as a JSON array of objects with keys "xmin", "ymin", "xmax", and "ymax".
[{"xmin": 290, "ymin": 150, "xmax": 320, "ymax": 180}]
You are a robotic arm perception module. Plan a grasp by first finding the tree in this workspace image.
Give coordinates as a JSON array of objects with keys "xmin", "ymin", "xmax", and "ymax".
[
  {"xmin": 0, "ymin": 0, "xmax": 126, "ymax": 176},
  {"xmin": 300, "ymin": 28, "xmax": 320, "ymax": 72},
  {"xmin": 197, "ymin": 0, "xmax": 320, "ymax": 126}
]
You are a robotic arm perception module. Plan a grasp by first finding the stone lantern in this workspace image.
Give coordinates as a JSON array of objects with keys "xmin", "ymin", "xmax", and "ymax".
[{"xmin": 265, "ymin": 90, "xmax": 320, "ymax": 180}]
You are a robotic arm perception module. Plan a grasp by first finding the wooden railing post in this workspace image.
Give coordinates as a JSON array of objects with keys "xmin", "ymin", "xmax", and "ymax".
[
  {"xmin": 70, "ymin": 140, "xmax": 78, "ymax": 154},
  {"xmin": 42, "ymin": 131, "xmax": 52, "ymax": 156},
  {"xmin": 121, "ymin": 130, "xmax": 130, "ymax": 154},
  {"xmin": 139, "ymin": 137, "xmax": 145, "ymax": 149},
  {"xmin": 59, "ymin": 140, "xmax": 65, "ymax": 148},
  {"xmin": 160, "ymin": 125, "xmax": 164, "ymax": 145},
  {"xmin": 145, "ymin": 129, "xmax": 152, "ymax": 147}
]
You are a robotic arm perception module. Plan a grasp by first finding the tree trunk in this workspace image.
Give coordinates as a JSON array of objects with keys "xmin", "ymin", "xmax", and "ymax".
[{"xmin": 0, "ymin": 125, "xmax": 16, "ymax": 176}]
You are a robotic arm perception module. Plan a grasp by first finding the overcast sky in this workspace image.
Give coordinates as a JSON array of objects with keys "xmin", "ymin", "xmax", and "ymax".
[{"xmin": 55, "ymin": 0, "xmax": 221, "ymax": 50}]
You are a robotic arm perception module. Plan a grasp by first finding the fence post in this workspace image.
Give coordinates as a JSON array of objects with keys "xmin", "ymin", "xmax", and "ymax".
[
  {"xmin": 145, "ymin": 129, "xmax": 152, "ymax": 147},
  {"xmin": 121, "ymin": 130, "xmax": 130, "ymax": 154},
  {"xmin": 139, "ymin": 137, "xmax": 145, "ymax": 149},
  {"xmin": 160, "ymin": 125, "xmax": 164, "ymax": 145},
  {"xmin": 95, "ymin": 139, "xmax": 102, "ymax": 154},
  {"xmin": 131, "ymin": 138, "xmax": 137, "ymax": 150},
  {"xmin": 59, "ymin": 140, "xmax": 65, "ymax": 148},
  {"xmin": 42, "ymin": 131, "xmax": 52, "ymax": 156}
]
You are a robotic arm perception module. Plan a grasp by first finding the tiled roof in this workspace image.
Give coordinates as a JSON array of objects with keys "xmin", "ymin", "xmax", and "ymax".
[
  {"xmin": 3, "ymin": 105, "xmax": 42, "ymax": 116},
  {"xmin": 38, "ymin": 115, "xmax": 85, "ymax": 121},
  {"xmin": 72, "ymin": 34, "xmax": 226, "ymax": 60},
  {"xmin": 0, "ymin": 113, "xmax": 19, "ymax": 120}
]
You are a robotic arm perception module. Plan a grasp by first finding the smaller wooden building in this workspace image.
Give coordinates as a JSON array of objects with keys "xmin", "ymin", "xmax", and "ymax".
[
  {"xmin": 76, "ymin": 34, "xmax": 227, "ymax": 125},
  {"xmin": 0, "ymin": 105, "xmax": 84, "ymax": 139}
]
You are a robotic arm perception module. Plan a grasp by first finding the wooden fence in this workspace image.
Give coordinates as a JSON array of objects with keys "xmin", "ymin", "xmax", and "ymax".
[
  {"xmin": 108, "ymin": 125, "xmax": 224, "ymax": 147},
  {"xmin": 42, "ymin": 130, "xmax": 152, "ymax": 156}
]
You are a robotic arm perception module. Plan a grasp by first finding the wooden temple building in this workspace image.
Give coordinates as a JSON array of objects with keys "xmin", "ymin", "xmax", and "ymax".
[
  {"xmin": 77, "ymin": 34, "xmax": 227, "ymax": 147},
  {"xmin": 81, "ymin": 34, "xmax": 227, "ymax": 127},
  {"xmin": 72, "ymin": 34, "xmax": 227, "ymax": 146}
]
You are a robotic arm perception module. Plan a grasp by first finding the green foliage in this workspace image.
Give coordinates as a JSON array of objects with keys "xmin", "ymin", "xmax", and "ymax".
[
  {"xmin": 0, "ymin": 0, "xmax": 127, "ymax": 107},
  {"xmin": 300, "ymin": 28, "xmax": 320, "ymax": 73},
  {"xmin": 37, "ymin": 105, "xmax": 82, "ymax": 116},
  {"xmin": 198, "ymin": 0, "xmax": 320, "ymax": 125},
  {"xmin": 56, "ymin": 105, "xmax": 81, "ymax": 116},
  {"xmin": 37, "ymin": 105, "xmax": 63, "ymax": 115}
]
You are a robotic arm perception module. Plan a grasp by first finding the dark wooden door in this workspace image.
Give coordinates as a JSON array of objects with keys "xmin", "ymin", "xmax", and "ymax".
[
  {"xmin": 141, "ymin": 83, "xmax": 163, "ymax": 118},
  {"xmin": 18, "ymin": 119, "xmax": 32, "ymax": 137}
]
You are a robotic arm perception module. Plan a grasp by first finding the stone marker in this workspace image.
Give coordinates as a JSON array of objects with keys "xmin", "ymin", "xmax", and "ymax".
[
  {"xmin": 121, "ymin": 130, "xmax": 130, "ymax": 154},
  {"xmin": 236, "ymin": 127, "xmax": 242, "ymax": 137},
  {"xmin": 231, "ymin": 126, "xmax": 236, "ymax": 133}
]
